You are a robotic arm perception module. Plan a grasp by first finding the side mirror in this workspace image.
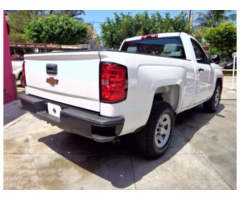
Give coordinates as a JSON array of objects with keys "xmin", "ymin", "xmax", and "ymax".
[{"xmin": 211, "ymin": 54, "xmax": 222, "ymax": 64}]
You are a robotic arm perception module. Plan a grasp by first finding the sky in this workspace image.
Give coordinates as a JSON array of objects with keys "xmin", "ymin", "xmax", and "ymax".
[{"xmin": 82, "ymin": 10, "xmax": 237, "ymax": 36}]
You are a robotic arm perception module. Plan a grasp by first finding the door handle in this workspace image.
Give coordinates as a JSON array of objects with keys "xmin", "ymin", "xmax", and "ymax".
[{"xmin": 198, "ymin": 68, "xmax": 204, "ymax": 72}]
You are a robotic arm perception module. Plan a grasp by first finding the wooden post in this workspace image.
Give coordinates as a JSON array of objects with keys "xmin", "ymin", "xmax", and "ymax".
[{"xmin": 189, "ymin": 10, "xmax": 194, "ymax": 28}]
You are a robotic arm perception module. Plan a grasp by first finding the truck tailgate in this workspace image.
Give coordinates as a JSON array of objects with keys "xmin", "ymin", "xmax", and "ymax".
[{"xmin": 24, "ymin": 51, "xmax": 100, "ymax": 112}]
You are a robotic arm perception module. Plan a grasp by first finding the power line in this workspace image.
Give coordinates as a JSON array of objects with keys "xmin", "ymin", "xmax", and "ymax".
[
  {"xmin": 170, "ymin": 10, "xmax": 178, "ymax": 15},
  {"xmin": 85, "ymin": 21, "xmax": 104, "ymax": 23},
  {"xmin": 193, "ymin": 21, "xmax": 236, "ymax": 24}
]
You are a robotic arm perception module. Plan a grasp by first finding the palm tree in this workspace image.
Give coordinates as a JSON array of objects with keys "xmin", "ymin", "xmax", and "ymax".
[
  {"xmin": 193, "ymin": 10, "xmax": 236, "ymax": 43},
  {"xmin": 194, "ymin": 10, "xmax": 236, "ymax": 33}
]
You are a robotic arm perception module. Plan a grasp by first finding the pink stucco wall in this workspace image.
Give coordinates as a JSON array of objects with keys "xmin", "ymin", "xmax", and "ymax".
[{"xmin": 3, "ymin": 11, "xmax": 17, "ymax": 104}]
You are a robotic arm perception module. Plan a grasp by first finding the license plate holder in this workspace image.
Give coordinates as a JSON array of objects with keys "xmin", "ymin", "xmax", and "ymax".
[{"xmin": 47, "ymin": 103, "xmax": 61, "ymax": 118}]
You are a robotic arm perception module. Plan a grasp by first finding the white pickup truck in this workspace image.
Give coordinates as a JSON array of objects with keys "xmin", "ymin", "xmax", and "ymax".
[{"xmin": 19, "ymin": 32, "xmax": 223, "ymax": 159}]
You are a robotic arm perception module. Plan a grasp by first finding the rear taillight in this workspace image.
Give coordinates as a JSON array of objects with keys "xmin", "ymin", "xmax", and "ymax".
[
  {"xmin": 100, "ymin": 62, "xmax": 127, "ymax": 103},
  {"xmin": 22, "ymin": 61, "xmax": 27, "ymax": 86},
  {"xmin": 141, "ymin": 34, "xmax": 158, "ymax": 39}
]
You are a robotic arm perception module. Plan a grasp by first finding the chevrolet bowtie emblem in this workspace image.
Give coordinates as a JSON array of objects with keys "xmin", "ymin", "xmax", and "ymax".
[{"xmin": 46, "ymin": 77, "xmax": 59, "ymax": 86}]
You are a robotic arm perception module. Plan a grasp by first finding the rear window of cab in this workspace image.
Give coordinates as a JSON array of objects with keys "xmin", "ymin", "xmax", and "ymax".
[{"xmin": 121, "ymin": 36, "xmax": 186, "ymax": 59}]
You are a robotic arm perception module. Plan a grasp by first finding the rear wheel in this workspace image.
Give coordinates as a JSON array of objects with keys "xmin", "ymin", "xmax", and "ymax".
[
  {"xmin": 203, "ymin": 83, "xmax": 221, "ymax": 113},
  {"xmin": 135, "ymin": 101, "xmax": 175, "ymax": 159}
]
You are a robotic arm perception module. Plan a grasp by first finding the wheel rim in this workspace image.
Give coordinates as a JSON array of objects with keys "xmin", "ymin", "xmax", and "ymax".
[
  {"xmin": 214, "ymin": 87, "xmax": 220, "ymax": 107},
  {"xmin": 155, "ymin": 113, "xmax": 171, "ymax": 148}
]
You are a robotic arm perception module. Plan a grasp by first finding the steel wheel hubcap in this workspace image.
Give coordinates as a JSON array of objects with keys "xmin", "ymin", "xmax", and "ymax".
[
  {"xmin": 155, "ymin": 113, "xmax": 171, "ymax": 148},
  {"xmin": 215, "ymin": 87, "xmax": 220, "ymax": 107}
]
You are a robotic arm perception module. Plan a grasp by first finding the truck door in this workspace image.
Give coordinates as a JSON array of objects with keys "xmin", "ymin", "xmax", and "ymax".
[{"xmin": 190, "ymin": 39, "xmax": 212, "ymax": 104}]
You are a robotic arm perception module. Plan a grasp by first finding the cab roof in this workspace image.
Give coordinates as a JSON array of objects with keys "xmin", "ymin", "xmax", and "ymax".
[{"xmin": 124, "ymin": 32, "xmax": 189, "ymax": 42}]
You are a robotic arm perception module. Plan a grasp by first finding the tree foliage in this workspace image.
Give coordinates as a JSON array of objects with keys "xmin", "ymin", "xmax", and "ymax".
[
  {"xmin": 94, "ymin": 36, "xmax": 101, "ymax": 46},
  {"xmin": 204, "ymin": 22, "xmax": 236, "ymax": 59},
  {"xmin": 80, "ymin": 24, "xmax": 98, "ymax": 44},
  {"xmin": 50, "ymin": 10, "xmax": 85, "ymax": 20},
  {"xmin": 193, "ymin": 10, "xmax": 236, "ymax": 41},
  {"xmin": 100, "ymin": 11, "xmax": 192, "ymax": 49},
  {"xmin": 25, "ymin": 15, "xmax": 88, "ymax": 44},
  {"xmin": 7, "ymin": 10, "xmax": 85, "ymax": 43},
  {"xmin": 7, "ymin": 10, "xmax": 41, "ymax": 43}
]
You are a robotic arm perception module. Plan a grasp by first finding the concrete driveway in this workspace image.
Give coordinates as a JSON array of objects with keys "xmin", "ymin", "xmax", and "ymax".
[
  {"xmin": 221, "ymin": 76, "xmax": 237, "ymax": 99},
  {"xmin": 3, "ymin": 77, "xmax": 237, "ymax": 190},
  {"xmin": 4, "ymin": 80, "xmax": 236, "ymax": 190}
]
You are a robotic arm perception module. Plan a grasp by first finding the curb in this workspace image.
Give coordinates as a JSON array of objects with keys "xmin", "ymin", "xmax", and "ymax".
[{"xmin": 4, "ymin": 113, "xmax": 28, "ymax": 129}]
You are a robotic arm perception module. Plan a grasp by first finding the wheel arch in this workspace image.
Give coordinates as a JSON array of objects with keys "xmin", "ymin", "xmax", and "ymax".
[
  {"xmin": 217, "ymin": 77, "xmax": 223, "ymax": 90},
  {"xmin": 153, "ymin": 84, "xmax": 180, "ymax": 113}
]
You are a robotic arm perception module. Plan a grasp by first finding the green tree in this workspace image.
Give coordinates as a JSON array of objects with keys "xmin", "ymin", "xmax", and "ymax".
[
  {"xmin": 25, "ymin": 15, "xmax": 88, "ymax": 44},
  {"xmin": 94, "ymin": 36, "xmax": 101, "ymax": 46},
  {"xmin": 194, "ymin": 10, "xmax": 236, "ymax": 35},
  {"xmin": 7, "ymin": 10, "xmax": 86, "ymax": 43},
  {"xmin": 43, "ymin": 10, "xmax": 85, "ymax": 21},
  {"xmin": 80, "ymin": 24, "xmax": 98, "ymax": 44},
  {"xmin": 7, "ymin": 10, "xmax": 41, "ymax": 43},
  {"xmin": 54, "ymin": 10, "xmax": 85, "ymax": 17},
  {"xmin": 192, "ymin": 28, "xmax": 206, "ymax": 44},
  {"xmin": 100, "ymin": 11, "xmax": 192, "ymax": 49},
  {"xmin": 204, "ymin": 22, "xmax": 236, "ymax": 59}
]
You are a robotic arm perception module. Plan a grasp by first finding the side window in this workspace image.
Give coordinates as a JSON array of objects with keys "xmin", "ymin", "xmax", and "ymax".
[{"xmin": 191, "ymin": 39, "xmax": 208, "ymax": 64}]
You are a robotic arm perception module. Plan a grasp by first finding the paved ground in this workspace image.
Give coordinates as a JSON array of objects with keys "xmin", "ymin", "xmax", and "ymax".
[
  {"xmin": 221, "ymin": 76, "xmax": 237, "ymax": 99},
  {"xmin": 3, "ymin": 78, "xmax": 236, "ymax": 190}
]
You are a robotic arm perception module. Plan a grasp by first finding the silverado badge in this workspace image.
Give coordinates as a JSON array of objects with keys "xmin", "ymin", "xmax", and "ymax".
[{"xmin": 46, "ymin": 77, "xmax": 59, "ymax": 86}]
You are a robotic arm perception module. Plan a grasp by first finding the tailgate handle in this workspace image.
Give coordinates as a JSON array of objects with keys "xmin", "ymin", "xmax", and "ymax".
[{"xmin": 46, "ymin": 64, "xmax": 58, "ymax": 75}]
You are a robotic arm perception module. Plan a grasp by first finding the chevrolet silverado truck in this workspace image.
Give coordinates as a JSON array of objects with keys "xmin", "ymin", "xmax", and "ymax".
[{"xmin": 19, "ymin": 32, "xmax": 223, "ymax": 159}]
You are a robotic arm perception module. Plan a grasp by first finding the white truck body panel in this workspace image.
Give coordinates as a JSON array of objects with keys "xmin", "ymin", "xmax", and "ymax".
[
  {"xmin": 22, "ymin": 32, "xmax": 223, "ymax": 138},
  {"xmin": 24, "ymin": 51, "xmax": 100, "ymax": 111},
  {"xmin": 99, "ymin": 51, "xmax": 195, "ymax": 135}
]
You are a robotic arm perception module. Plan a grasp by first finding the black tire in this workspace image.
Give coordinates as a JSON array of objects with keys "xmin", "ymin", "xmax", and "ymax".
[
  {"xmin": 20, "ymin": 75, "xmax": 25, "ymax": 88},
  {"xmin": 135, "ymin": 101, "xmax": 175, "ymax": 159},
  {"xmin": 203, "ymin": 83, "xmax": 221, "ymax": 113}
]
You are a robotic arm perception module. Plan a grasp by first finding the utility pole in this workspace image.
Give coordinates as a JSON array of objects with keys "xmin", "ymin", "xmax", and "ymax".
[
  {"xmin": 189, "ymin": 10, "xmax": 194, "ymax": 28},
  {"xmin": 91, "ymin": 21, "xmax": 94, "ymax": 49}
]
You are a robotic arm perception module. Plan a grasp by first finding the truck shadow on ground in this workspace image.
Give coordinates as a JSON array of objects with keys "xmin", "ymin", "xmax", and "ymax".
[{"xmin": 38, "ymin": 103, "xmax": 225, "ymax": 188}]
